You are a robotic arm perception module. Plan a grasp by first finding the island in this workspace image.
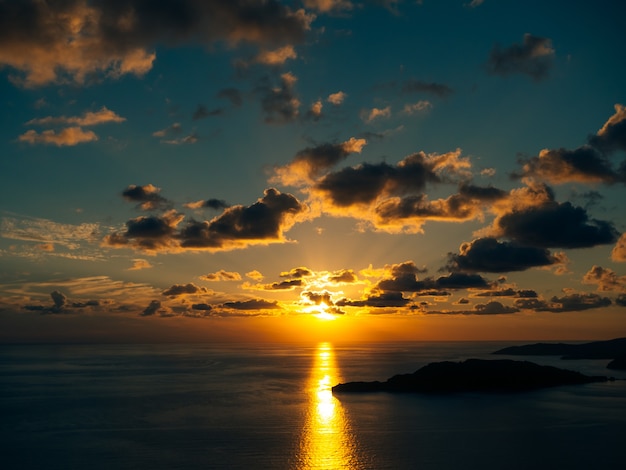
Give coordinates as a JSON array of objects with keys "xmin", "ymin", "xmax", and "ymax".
[
  {"xmin": 332, "ymin": 359, "xmax": 610, "ymax": 394},
  {"xmin": 492, "ymin": 337, "xmax": 626, "ymax": 370}
]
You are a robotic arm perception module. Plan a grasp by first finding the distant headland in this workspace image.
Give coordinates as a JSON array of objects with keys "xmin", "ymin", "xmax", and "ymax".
[
  {"xmin": 332, "ymin": 358, "xmax": 610, "ymax": 394},
  {"xmin": 492, "ymin": 337, "xmax": 626, "ymax": 370}
]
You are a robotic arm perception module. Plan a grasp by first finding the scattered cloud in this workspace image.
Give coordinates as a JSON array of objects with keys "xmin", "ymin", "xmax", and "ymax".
[
  {"xmin": 18, "ymin": 127, "xmax": 98, "ymax": 146},
  {"xmin": 402, "ymin": 100, "xmax": 432, "ymax": 115},
  {"xmin": 255, "ymin": 45, "xmax": 297, "ymax": 65},
  {"xmin": 361, "ymin": 106, "xmax": 391, "ymax": 123},
  {"xmin": 612, "ymin": 233, "xmax": 626, "ymax": 262},
  {"xmin": 201, "ymin": 270, "xmax": 243, "ymax": 282},
  {"xmin": 0, "ymin": 0, "xmax": 312, "ymax": 87},
  {"xmin": 122, "ymin": 184, "xmax": 171, "ymax": 211},
  {"xmin": 327, "ymin": 91, "xmax": 347, "ymax": 105},
  {"xmin": 583, "ymin": 265, "xmax": 626, "ymax": 293},
  {"xmin": 487, "ymin": 33, "xmax": 555, "ymax": 81},
  {"xmin": 128, "ymin": 259, "xmax": 153, "ymax": 270},
  {"xmin": 401, "ymin": 79, "xmax": 453, "ymax": 98},
  {"xmin": 184, "ymin": 199, "xmax": 230, "ymax": 210},
  {"xmin": 162, "ymin": 283, "xmax": 208, "ymax": 297}
]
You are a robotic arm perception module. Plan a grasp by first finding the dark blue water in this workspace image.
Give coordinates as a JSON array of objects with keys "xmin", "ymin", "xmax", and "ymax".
[{"xmin": 1, "ymin": 342, "xmax": 624, "ymax": 469}]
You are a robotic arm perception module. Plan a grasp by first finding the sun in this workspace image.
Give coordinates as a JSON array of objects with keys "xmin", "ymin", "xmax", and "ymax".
[{"xmin": 308, "ymin": 302, "xmax": 337, "ymax": 321}]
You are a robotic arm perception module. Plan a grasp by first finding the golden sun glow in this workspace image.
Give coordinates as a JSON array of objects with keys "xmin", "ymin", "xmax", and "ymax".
[{"xmin": 295, "ymin": 342, "xmax": 362, "ymax": 469}]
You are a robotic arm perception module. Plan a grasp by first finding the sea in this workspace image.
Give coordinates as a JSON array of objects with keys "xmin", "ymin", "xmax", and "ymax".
[{"xmin": 1, "ymin": 341, "xmax": 624, "ymax": 470}]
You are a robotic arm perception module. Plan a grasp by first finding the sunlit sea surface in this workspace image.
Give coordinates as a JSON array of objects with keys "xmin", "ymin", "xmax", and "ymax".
[{"xmin": 1, "ymin": 341, "xmax": 625, "ymax": 469}]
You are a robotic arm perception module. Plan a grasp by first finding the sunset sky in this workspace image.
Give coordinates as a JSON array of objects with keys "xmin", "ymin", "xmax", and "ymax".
[{"xmin": 1, "ymin": 0, "xmax": 625, "ymax": 343}]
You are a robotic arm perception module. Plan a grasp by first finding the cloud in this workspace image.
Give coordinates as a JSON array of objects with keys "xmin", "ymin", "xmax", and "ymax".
[
  {"xmin": 303, "ymin": 290, "xmax": 334, "ymax": 305},
  {"xmin": 18, "ymin": 127, "xmax": 98, "ymax": 146},
  {"xmin": 0, "ymin": 0, "xmax": 312, "ymax": 87},
  {"xmin": 184, "ymin": 199, "xmax": 230, "ymax": 210},
  {"xmin": 515, "ymin": 292, "xmax": 612, "ymax": 312},
  {"xmin": 447, "ymin": 237, "xmax": 566, "ymax": 273},
  {"xmin": 402, "ymin": 100, "xmax": 432, "ymax": 115},
  {"xmin": 222, "ymin": 299, "xmax": 280, "ymax": 310},
  {"xmin": 179, "ymin": 188, "xmax": 307, "ymax": 251},
  {"xmin": 336, "ymin": 292, "xmax": 410, "ymax": 308},
  {"xmin": 489, "ymin": 200, "xmax": 619, "ymax": 249},
  {"xmin": 122, "ymin": 184, "xmax": 171, "ymax": 211},
  {"xmin": 102, "ymin": 209, "xmax": 185, "ymax": 252},
  {"xmin": 162, "ymin": 283, "xmax": 208, "ymax": 297},
  {"xmin": 201, "ymin": 270, "xmax": 242, "ymax": 281},
  {"xmin": 376, "ymin": 268, "xmax": 491, "ymax": 294},
  {"xmin": 1, "ymin": 214, "xmax": 100, "ymax": 249},
  {"xmin": 487, "ymin": 33, "xmax": 555, "ymax": 81},
  {"xmin": 401, "ymin": 79, "xmax": 453, "ymax": 98},
  {"xmin": 465, "ymin": 0, "xmax": 485, "ymax": 8},
  {"xmin": 327, "ymin": 91, "xmax": 347, "ymax": 105},
  {"xmin": 246, "ymin": 270, "xmax": 265, "ymax": 281},
  {"xmin": 431, "ymin": 301, "xmax": 519, "ymax": 315},
  {"xmin": 258, "ymin": 72, "xmax": 301, "ymax": 123},
  {"xmin": 141, "ymin": 300, "xmax": 162, "ymax": 316},
  {"xmin": 255, "ymin": 45, "xmax": 297, "ymax": 65},
  {"xmin": 128, "ymin": 259, "xmax": 153, "ymax": 270},
  {"xmin": 272, "ymin": 137, "xmax": 367, "ymax": 185},
  {"xmin": 328, "ymin": 269, "xmax": 357, "ymax": 283},
  {"xmin": 307, "ymin": 99, "xmax": 323, "ymax": 120},
  {"xmin": 26, "ymin": 107, "xmax": 125, "ymax": 126},
  {"xmin": 257, "ymin": 279, "xmax": 303, "ymax": 290},
  {"xmin": 361, "ymin": 106, "xmax": 391, "ymax": 123},
  {"xmin": 583, "ymin": 266, "xmax": 626, "ymax": 293},
  {"xmin": 217, "ymin": 88, "xmax": 243, "ymax": 107},
  {"xmin": 191, "ymin": 303, "xmax": 213, "ymax": 311},
  {"xmin": 304, "ymin": 0, "xmax": 354, "ymax": 13},
  {"xmin": 515, "ymin": 146, "xmax": 623, "ymax": 184},
  {"xmin": 153, "ymin": 123, "xmax": 198, "ymax": 144},
  {"xmin": 589, "ymin": 104, "xmax": 626, "ymax": 154},
  {"xmin": 192, "ymin": 104, "xmax": 223, "ymax": 120},
  {"xmin": 475, "ymin": 288, "xmax": 538, "ymax": 298},
  {"xmin": 280, "ymin": 267, "xmax": 313, "ymax": 278},
  {"xmin": 612, "ymin": 233, "xmax": 626, "ymax": 262}
]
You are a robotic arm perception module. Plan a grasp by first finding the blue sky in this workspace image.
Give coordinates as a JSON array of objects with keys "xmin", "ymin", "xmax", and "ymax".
[{"xmin": 1, "ymin": 0, "xmax": 625, "ymax": 342}]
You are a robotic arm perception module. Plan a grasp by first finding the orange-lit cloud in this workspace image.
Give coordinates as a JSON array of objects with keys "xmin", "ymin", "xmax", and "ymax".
[
  {"xmin": 255, "ymin": 45, "xmax": 297, "ymax": 65},
  {"xmin": 18, "ymin": 127, "xmax": 98, "ymax": 146},
  {"xmin": 583, "ymin": 266, "xmax": 626, "ymax": 293},
  {"xmin": 201, "ymin": 270, "xmax": 243, "ymax": 281},
  {"xmin": 128, "ymin": 259, "xmax": 153, "ymax": 270},
  {"xmin": 0, "ymin": 1, "xmax": 312, "ymax": 87},
  {"xmin": 272, "ymin": 137, "xmax": 367, "ymax": 186},
  {"xmin": 402, "ymin": 100, "xmax": 432, "ymax": 114},
  {"xmin": 612, "ymin": 234, "xmax": 626, "ymax": 261},
  {"xmin": 327, "ymin": 91, "xmax": 347, "ymax": 105},
  {"xmin": 361, "ymin": 106, "xmax": 391, "ymax": 123},
  {"xmin": 304, "ymin": 0, "xmax": 353, "ymax": 13},
  {"xmin": 26, "ymin": 107, "xmax": 125, "ymax": 126}
]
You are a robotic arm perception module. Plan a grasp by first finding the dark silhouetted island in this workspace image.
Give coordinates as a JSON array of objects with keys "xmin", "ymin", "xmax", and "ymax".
[
  {"xmin": 332, "ymin": 359, "xmax": 609, "ymax": 394},
  {"xmin": 492, "ymin": 338, "xmax": 626, "ymax": 369}
]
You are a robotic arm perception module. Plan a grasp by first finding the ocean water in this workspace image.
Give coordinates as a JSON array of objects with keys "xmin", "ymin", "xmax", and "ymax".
[{"xmin": 1, "ymin": 341, "xmax": 624, "ymax": 469}]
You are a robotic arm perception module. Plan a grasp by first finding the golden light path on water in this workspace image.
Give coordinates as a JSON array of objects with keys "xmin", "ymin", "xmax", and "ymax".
[{"xmin": 294, "ymin": 342, "xmax": 366, "ymax": 469}]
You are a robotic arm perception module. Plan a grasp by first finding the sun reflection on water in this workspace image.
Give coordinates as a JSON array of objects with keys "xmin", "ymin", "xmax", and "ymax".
[{"xmin": 294, "ymin": 342, "xmax": 364, "ymax": 469}]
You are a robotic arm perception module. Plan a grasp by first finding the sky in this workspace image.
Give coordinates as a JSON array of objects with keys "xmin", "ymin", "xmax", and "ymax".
[{"xmin": 1, "ymin": 0, "xmax": 626, "ymax": 343}]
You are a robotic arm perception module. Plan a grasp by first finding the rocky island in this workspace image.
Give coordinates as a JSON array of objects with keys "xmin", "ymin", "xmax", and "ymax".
[
  {"xmin": 492, "ymin": 337, "xmax": 626, "ymax": 370},
  {"xmin": 332, "ymin": 359, "xmax": 610, "ymax": 394}
]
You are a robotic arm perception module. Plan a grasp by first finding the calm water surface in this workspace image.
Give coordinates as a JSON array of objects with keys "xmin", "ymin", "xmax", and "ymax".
[{"xmin": 1, "ymin": 342, "xmax": 624, "ymax": 469}]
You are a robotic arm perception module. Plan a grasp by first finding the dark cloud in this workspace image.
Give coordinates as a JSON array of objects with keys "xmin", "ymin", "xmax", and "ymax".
[
  {"xmin": 273, "ymin": 138, "xmax": 367, "ymax": 184},
  {"xmin": 487, "ymin": 34, "xmax": 555, "ymax": 81},
  {"xmin": 263, "ymin": 279, "xmax": 303, "ymax": 290},
  {"xmin": 401, "ymin": 79, "xmax": 454, "ymax": 98},
  {"xmin": 179, "ymin": 188, "xmax": 306, "ymax": 250},
  {"xmin": 192, "ymin": 104, "xmax": 223, "ymax": 120},
  {"xmin": 141, "ymin": 300, "xmax": 161, "ymax": 316},
  {"xmin": 374, "ymin": 192, "xmax": 485, "ymax": 224},
  {"xmin": 257, "ymin": 72, "xmax": 300, "ymax": 123},
  {"xmin": 495, "ymin": 201, "xmax": 619, "ymax": 249},
  {"xmin": 514, "ymin": 146, "xmax": 623, "ymax": 184},
  {"xmin": 122, "ymin": 184, "xmax": 170, "ymax": 211},
  {"xmin": 336, "ymin": 292, "xmax": 410, "ymax": 308},
  {"xmin": 106, "ymin": 189, "xmax": 305, "ymax": 252},
  {"xmin": 329, "ymin": 269, "xmax": 357, "ymax": 283},
  {"xmin": 50, "ymin": 290, "xmax": 67, "ymax": 311},
  {"xmin": 315, "ymin": 150, "xmax": 466, "ymax": 207},
  {"xmin": 303, "ymin": 291, "xmax": 334, "ymax": 305},
  {"xmin": 588, "ymin": 104, "xmax": 626, "ymax": 154},
  {"xmin": 458, "ymin": 183, "xmax": 508, "ymax": 202},
  {"xmin": 162, "ymin": 283, "xmax": 207, "ymax": 296},
  {"xmin": 103, "ymin": 210, "xmax": 184, "ymax": 252},
  {"xmin": 191, "ymin": 303, "xmax": 213, "ymax": 311},
  {"xmin": 0, "ymin": 0, "xmax": 312, "ymax": 87},
  {"xmin": 427, "ymin": 301, "xmax": 519, "ymax": 315},
  {"xmin": 616, "ymin": 294, "xmax": 626, "ymax": 307},
  {"xmin": 447, "ymin": 237, "xmax": 564, "ymax": 273},
  {"xmin": 280, "ymin": 267, "xmax": 313, "ymax": 278},
  {"xmin": 222, "ymin": 299, "xmax": 280, "ymax": 310},
  {"xmin": 217, "ymin": 88, "xmax": 243, "ymax": 107},
  {"xmin": 377, "ymin": 271, "xmax": 491, "ymax": 293},
  {"xmin": 515, "ymin": 293, "xmax": 612, "ymax": 312},
  {"xmin": 185, "ymin": 198, "xmax": 230, "ymax": 210}
]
